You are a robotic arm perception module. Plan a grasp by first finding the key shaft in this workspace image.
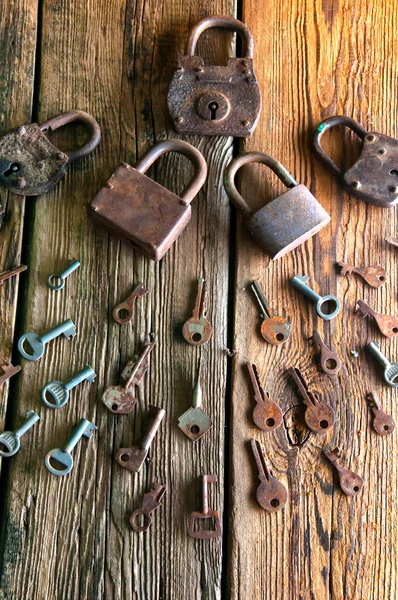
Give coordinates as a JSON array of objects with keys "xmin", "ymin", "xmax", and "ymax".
[
  {"xmin": 64, "ymin": 365, "xmax": 96, "ymax": 391},
  {"xmin": 0, "ymin": 264, "xmax": 27, "ymax": 285}
]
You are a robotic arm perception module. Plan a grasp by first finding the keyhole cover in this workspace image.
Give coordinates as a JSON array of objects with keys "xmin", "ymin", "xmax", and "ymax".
[{"xmin": 197, "ymin": 92, "xmax": 230, "ymax": 121}]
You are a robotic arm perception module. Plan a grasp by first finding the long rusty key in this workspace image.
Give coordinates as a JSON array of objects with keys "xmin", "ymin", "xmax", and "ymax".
[
  {"xmin": 182, "ymin": 276, "xmax": 212, "ymax": 346},
  {"xmin": 324, "ymin": 447, "xmax": 364, "ymax": 496},
  {"xmin": 130, "ymin": 482, "xmax": 166, "ymax": 532},
  {"xmin": 178, "ymin": 358, "xmax": 212, "ymax": 441},
  {"xmin": 251, "ymin": 281, "xmax": 291, "ymax": 345},
  {"xmin": 365, "ymin": 391, "xmax": 395, "ymax": 436},
  {"xmin": 0, "ymin": 264, "xmax": 27, "ymax": 285},
  {"xmin": 113, "ymin": 282, "xmax": 148, "ymax": 324},
  {"xmin": 246, "ymin": 362, "xmax": 283, "ymax": 431},
  {"xmin": 338, "ymin": 261, "xmax": 387, "ymax": 288},
  {"xmin": 288, "ymin": 367, "xmax": 335, "ymax": 434},
  {"xmin": 188, "ymin": 474, "xmax": 222, "ymax": 539},
  {"xmin": 308, "ymin": 329, "xmax": 342, "ymax": 375},
  {"xmin": 102, "ymin": 334, "xmax": 156, "ymax": 414},
  {"xmin": 0, "ymin": 363, "xmax": 21, "ymax": 388},
  {"xmin": 356, "ymin": 300, "xmax": 398, "ymax": 338},
  {"xmin": 250, "ymin": 439, "xmax": 287, "ymax": 512}
]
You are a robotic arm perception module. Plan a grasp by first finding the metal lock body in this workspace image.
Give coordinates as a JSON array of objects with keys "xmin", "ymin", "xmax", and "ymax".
[
  {"xmin": 88, "ymin": 140, "xmax": 207, "ymax": 261},
  {"xmin": 167, "ymin": 16, "xmax": 261, "ymax": 136},
  {"xmin": 224, "ymin": 152, "xmax": 331, "ymax": 259},
  {"xmin": 313, "ymin": 116, "xmax": 398, "ymax": 208},
  {"xmin": 0, "ymin": 111, "xmax": 101, "ymax": 196}
]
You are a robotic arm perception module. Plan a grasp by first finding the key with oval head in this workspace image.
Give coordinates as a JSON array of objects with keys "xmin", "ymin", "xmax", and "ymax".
[
  {"xmin": 250, "ymin": 439, "xmax": 287, "ymax": 511},
  {"xmin": 368, "ymin": 342, "xmax": 398, "ymax": 387},
  {"xmin": 365, "ymin": 391, "xmax": 395, "ymax": 436},
  {"xmin": 113, "ymin": 282, "xmax": 148, "ymax": 324},
  {"xmin": 45, "ymin": 418, "xmax": 97, "ymax": 476},
  {"xmin": 18, "ymin": 319, "xmax": 76, "ymax": 361},
  {"xmin": 290, "ymin": 274, "xmax": 340, "ymax": 320},
  {"xmin": 0, "ymin": 264, "xmax": 27, "ymax": 285},
  {"xmin": 288, "ymin": 367, "xmax": 335, "ymax": 434},
  {"xmin": 47, "ymin": 259, "xmax": 80, "ymax": 291},
  {"xmin": 0, "ymin": 410, "xmax": 39, "ymax": 457},
  {"xmin": 178, "ymin": 358, "xmax": 212, "ymax": 441},
  {"xmin": 182, "ymin": 277, "xmax": 212, "ymax": 345},
  {"xmin": 130, "ymin": 482, "xmax": 166, "ymax": 532},
  {"xmin": 324, "ymin": 447, "xmax": 364, "ymax": 496},
  {"xmin": 338, "ymin": 261, "xmax": 387, "ymax": 288},
  {"xmin": 188, "ymin": 474, "xmax": 222, "ymax": 539},
  {"xmin": 246, "ymin": 362, "xmax": 283, "ymax": 431},
  {"xmin": 251, "ymin": 281, "xmax": 291, "ymax": 345},
  {"xmin": 41, "ymin": 365, "xmax": 96, "ymax": 409},
  {"xmin": 356, "ymin": 300, "xmax": 398, "ymax": 338},
  {"xmin": 308, "ymin": 329, "xmax": 342, "ymax": 375}
]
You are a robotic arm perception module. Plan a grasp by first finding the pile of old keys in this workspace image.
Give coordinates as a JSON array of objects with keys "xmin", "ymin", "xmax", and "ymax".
[{"xmin": 182, "ymin": 276, "xmax": 212, "ymax": 345}]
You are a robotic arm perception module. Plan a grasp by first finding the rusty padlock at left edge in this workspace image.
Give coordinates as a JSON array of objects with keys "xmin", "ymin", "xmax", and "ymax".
[
  {"xmin": 88, "ymin": 139, "xmax": 207, "ymax": 261},
  {"xmin": 0, "ymin": 111, "xmax": 101, "ymax": 196}
]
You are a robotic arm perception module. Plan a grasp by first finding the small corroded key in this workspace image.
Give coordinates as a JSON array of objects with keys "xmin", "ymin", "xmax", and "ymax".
[
  {"xmin": 47, "ymin": 259, "xmax": 80, "ymax": 291},
  {"xmin": 356, "ymin": 300, "xmax": 398, "ymax": 338},
  {"xmin": 41, "ymin": 365, "xmax": 96, "ymax": 409},
  {"xmin": 130, "ymin": 482, "xmax": 166, "ymax": 532},
  {"xmin": 0, "ymin": 363, "xmax": 21, "ymax": 388},
  {"xmin": 246, "ymin": 362, "xmax": 283, "ymax": 431},
  {"xmin": 113, "ymin": 282, "xmax": 148, "ymax": 325},
  {"xmin": 18, "ymin": 319, "xmax": 76, "ymax": 361},
  {"xmin": 251, "ymin": 280, "xmax": 291, "ymax": 345},
  {"xmin": 308, "ymin": 329, "xmax": 342, "ymax": 375},
  {"xmin": 182, "ymin": 276, "xmax": 212, "ymax": 346},
  {"xmin": 288, "ymin": 367, "xmax": 335, "ymax": 434},
  {"xmin": 366, "ymin": 391, "xmax": 395, "ymax": 435},
  {"xmin": 338, "ymin": 261, "xmax": 387, "ymax": 288},
  {"xmin": 188, "ymin": 474, "xmax": 222, "ymax": 539},
  {"xmin": 0, "ymin": 410, "xmax": 39, "ymax": 457},
  {"xmin": 250, "ymin": 439, "xmax": 287, "ymax": 511},
  {"xmin": 45, "ymin": 418, "xmax": 97, "ymax": 476},
  {"xmin": 178, "ymin": 358, "xmax": 212, "ymax": 441},
  {"xmin": 324, "ymin": 447, "xmax": 364, "ymax": 496},
  {"xmin": 0, "ymin": 264, "xmax": 27, "ymax": 285},
  {"xmin": 368, "ymin": 342, "xmax": 398, "ymax": 387}
]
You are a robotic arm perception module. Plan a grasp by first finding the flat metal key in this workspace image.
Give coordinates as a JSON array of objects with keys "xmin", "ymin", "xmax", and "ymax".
[
  {"xmin": 0, "ymin": 363, "xmax": 21, "ymax": 388},
  {"xmin": 324, "ymin": 447, "xmax": 364, "ymax": 496},
  {"xmin": 0, "ymin": 264, "xmax": 27, "ymax": 285},
  {"xmin": 250, "ymin": 439, "xmax": 287, "ymax": 511},
  {"xmin": 45, "ymin": 418, "xmax": 97, "ymax": 476},
  {"xmin": 246, "ymin": 362, "xmax": 283, "ymax": 431},
  {"xmin": 368, "ymin": 341, "xmax": 398, "ymax": 387},
  {"xmin": 178, "ymin": 358, "xmax": 212, "ymax": 441},
  {"xmin": 182, "ymin": 276, "xmax": 212, "ymax": 346},
  {"xmin": 290, "ymin": 274, "xmax": 341, "ymax": 320},
  {"xmin": 188, "ymin": 474, "xmax": 222, "ymax": 539},
  {"xmin": 386, "ymin": 236, "xmax": 398, "ymax": 248},
  {"xmin": 365, "ymin": 391, "xmax": 395, "ymax": 436},
  {"xmin": 115, "ymin": 405, "xmax": 165, "ymax": 472},
  {"xmin": 251, "ymin": 280, "xmax": 291, "ymax": 345},
  {"xmin": 102, "ymin": 334, "xmax": 156, "ymax": 414},
  {"xmin": 356, "ymin": 300, "xmax": 398, "ymax": 338},
  {"xmin": 47, "ymin": 259, "xmax": 80, "ymax": 291},
  {"xmin": 308, "ymin": 329, "xmax": 342, "ymax": 375},
  {"xmin": 41, "ymin": 365, "xmax": 96, "ymax": 409},
  {"xmin": 113, "ymin": 282, "xmax": 148, "ymax": 324},
  {"xmin": 18, "ymin": 319, "xmax": 76, "ymax": 361},
  {"xmin": 288, "ymin": 367, "xmax": 335, "ymax": 434},
  {"xmin": 0, "ymin": 410, "xmax": 39, "ymax": 457},
  {"xmin": 130, "ymin": 482, "xmax": 166, "ymax": 532},
  {"xmin": 338, "ymin": 261, "xmax": 387, "ymax": 288}
]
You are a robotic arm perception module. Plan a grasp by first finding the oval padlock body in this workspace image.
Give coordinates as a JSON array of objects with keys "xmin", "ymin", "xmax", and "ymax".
[{"xmin": 246, "ymin": 185, "xmax": 331, "ymax": 260}]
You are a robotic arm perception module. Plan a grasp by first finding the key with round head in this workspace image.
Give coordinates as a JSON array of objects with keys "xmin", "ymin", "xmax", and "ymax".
[
  {"xmin": 178, "ymin": 358, "xmax": 212, "ymax": 441},
  {"xmin": 182, "ymin": 276, "xmax": 212, "ymax": 346},
  {"xmin": 251, "ymin": 280, "xmax": 291, "ymax": 344},
  {"xmin": 18, "ymin": 319, "xmax": 76, "ymax": 361},
  {"xmin": 367, "ymin": 342, "xmax": 398, "ymax": 387},
  {"xmin": 47, "ymin": 259, "xmax": 80, "ymax": 291},
  {"xmin": 130, "ymin": 482, "xmax": 166, "ymax": 532},
  {"xmin": 250, "ymin": 439, "xmax": 287, "ymax": 511},
  {"xmin": 308, "ymin": 329, "xmax": 342, "ymax": 375},
  {"xmin": 44, "ymin": 418, "xmax": 97, "ymax": 476},
  {"xmin": 324, "ymin": 447, "xmax": 364, "ymax": 496},
  {"xmin": 41, "ymin": 365, "xmax": 96, "ymax": 409},
  {"xmin": 113, "ymin": 282, "xmax": 148, "ymax": 324},
  {"xmin": 337, "ymin": 261, "xmax": 387, "ymax": 288},
  {"xmin": 0, "ymin": 409, "xmax": 39, "ymax": 457},
  {"xmin": 288, "ymin": 367, "xmax": 335, "ymax": 434},
  {"xmin": 188, "ymin": 474, "xmax": 222, "ymax": 539},
  {"xmin": 357, "ymin": 300, "xmax": 398, "ymax": 338},
  {"xmin": 290, "ymin": 274, "xmax": 340, "ymax": 320},
  {"xmin": 365, "ymin": 391, "xmax": 395, "ymax": 436},
  {"xmin": 246, "ymin": 362, "xmax": 283, "ymax": 431}
]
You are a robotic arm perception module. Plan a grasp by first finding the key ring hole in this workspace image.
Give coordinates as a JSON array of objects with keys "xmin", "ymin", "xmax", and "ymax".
[
  {"xmin": 383, "ymin": 424, "xmax": 390, "ymax": 431},
  {"xmin": 275, "ymin": 333, "xmax": 285, "ymax": 342},
  {"xmin": 265, "ymin": 418, "xmax": 275, "ymax": 428},
  {"xmin": 392, "ymin": 327, "xmax": 398, "ymax": 334},
  {"xmin": 48, "ymin": 456, "xmax": 69, "ymax": 472},
  {"xmin": 353, "ymin": 485, "xmax": 360, "ymax": 493},
  {"xmin": 270, "ymin": 498, "xmax": 280, "ymax": 508},
  {"xmin": 132, "ymin": 512, "xmax": 151, "ymax": 531},
  {"xmin": 116, "ymin": 309, "xmax": 129, "ymax": 321},
  {"xmin": 48, "ymin": 275, "xmax": 64, "ymax": 290},
  {"xmin": 325, "ymin": 358, "xmax": 337, "ymax": 371},
  {"xmin": 319, "ymin": 299, "xmax": 338, "ymax": 316},
  {"xmin": 192, "ymin": 333, "xmax": 202, "ymax": 342},
  {"xmin": 320, "ymin": 420, "xmax": 329, "ymax": 429},
  {"xmin": 112, "ymin": 403, "xmax": 119, "ymax": 411},
  {"xmin": 120, "ymin": 453, "xmax": 129, "ymax": 462},
  {"xmin": 20, "ymin": 338, "xmax": 36, "ymax": 357},
  {"xmin": 190, "ymin": 425, "xmax": 200, "ymax": 434},
  {"xmin": 0, "ymin": 440, "xmax": 15, "ymax": 455}
]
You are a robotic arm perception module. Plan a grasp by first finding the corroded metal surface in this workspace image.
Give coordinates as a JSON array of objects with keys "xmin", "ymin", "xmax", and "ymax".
[
  {"xmin": 112, "ymin": 282, "xmax": 148, "ymax": 324},
  {"xmin": 309, "ymin": 329, "xmax": 342, "ymax": 375},
  {"xmin": 247, "ymin": 362, "xmax": 283, "ymax": 431},
  {"xmin": 251, "ymin": 281, "xmax": 291, "ymax": 345},
  {"xmin": 324, "ymin": 448, "xmax": 364, "ymax": 496},
  {"xmin": 188, "ymin": 474, "xmax": 222, "ymax": 539},
  {"xmin": 288, "ymin": 367, "xmax": 335, "ymax": 434},
  {"xmin": 130, "ymin": 482, "xmax": 166, "ymax": 533},
  {"xmin": 182, "ymin": 277, "xmax": 212, "ymax": 345},
  {"xmin": 356, "ymin": 300, "xmax": 398, "ymax": 338},
  {"xmin": 365, "ymin": 392, "xmax": 395, "ymax": 436},
  {"xmin": 338, "ymin": 261, "xmax": 387, "ymax": 288},
  {"xmin": 250, "ymin": 439, "xmax": 287, "ymax": 512}
]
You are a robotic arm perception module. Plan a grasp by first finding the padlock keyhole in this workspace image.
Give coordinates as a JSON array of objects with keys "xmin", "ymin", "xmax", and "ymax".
[
  {"xmin": 390, "ymin": 169, "xmax": 398, "ymax": 177},
  {"xmin": 208, "ymin": 102, "xmax": 219, "ymax": 120},
  {"xmin": 3, "ymin": 163, "xmax": 20, "ymax": 177}
]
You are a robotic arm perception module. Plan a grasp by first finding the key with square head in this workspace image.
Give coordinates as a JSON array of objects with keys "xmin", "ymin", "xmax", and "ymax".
[
  {"xmin": 113, "ymin": 282, "xmax": 148, "ymax": 324},
  {"xmin": 41, "ymin": 365, "xmax": 96, "ymax": 409},
  {"xmin": 323, "ymin": 447, "xmax": 364, "ymax": 496},
  {"xmin": 0, "ymin": 363, "xmax": 21, "ymax": 388},
  {"xmin": 44, "ymin": 418, "xmax": 97, "ymax": 476},
  {"xmin": 188, "ymin": 474, "xmax": 222, "ymax": 539},
  {"xmin": 250, "ymin": 438, "xmax": 287, "ymax": 511},
  {"xmin": 338, "ymin": 261, "xmax": 387, "ymax": 288},
  {"xmin": 178, "ymin": 358, "xmax": 212, "ymax": 441},
  {"xmin": 0, "ymin": 264, "xmax": 27, "ymax": 285},
  {"xmin": 130, "ymin": 482, "xmax": 166, "ymax": 532},
  {"xmin": 18, "ymin": 319, "xmax": 76, "ymax": 361},
  {"xmin": 251, "ymin": 280, "xmax": 291, "ymax": 344},
  {"xmin": 182, "ymin": 277, "xmax": 212, "ymax": 346},
  {"xmin": 288, "ymin": 367, "xmax": 335, "ymax": 434},
  {"xmin": 365, "ymin": 391, "xmax": 395, "ymax": 436},
  {"xmin": 356, "ymin": 300, "xmax": 398, "ymax": 338},
  {"xmin": 368, "ymin": 342, "xmax": 398, "ymax": 387},
  {"xmin": 246, "ymin": 362, "xmax": 283, "ymax": 431},
  {"xmin": 308, "ymin": 329, "xmax": 342, "ymax": 375},
  {"xmin": 0, "ymin": 409, "xmax": 39, "ymax": 457}
]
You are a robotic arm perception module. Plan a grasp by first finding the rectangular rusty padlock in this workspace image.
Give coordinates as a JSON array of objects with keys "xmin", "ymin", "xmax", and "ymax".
[{"xmin": 88, "ymin": 140, "xmax": 207, "ymax": 261}]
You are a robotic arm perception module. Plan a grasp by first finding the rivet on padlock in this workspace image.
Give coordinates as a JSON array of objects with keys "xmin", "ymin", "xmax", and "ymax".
[
  {"xmin": 313, "ymin": 116, "xmax": 398, "ymax": 208},
  {"xmin": 88, "ymin": 140, "xmax": 207, "ymax": 262},
  {"xmin": 167, "ymin": 16, "xmax": 262, "ymax": 137},
  {"xmin": 224, "ymin": 152, "xmax": 331, "ymax": 259}
]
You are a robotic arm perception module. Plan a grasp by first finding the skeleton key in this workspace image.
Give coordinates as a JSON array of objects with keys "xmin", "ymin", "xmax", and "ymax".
[
  {"xmin": 18, "ymin": 319, "xmax": 76, "ymax": 361},
  {"xmin": 178, "ymin": 358, "xmax": 212, "ymax": 441},
  {"xmin": 47, "ymin": 259, "xmax": 80, "ymax": 291},
  {"xmin": 0, "ymin": 363, "xmax": 21, "ymax": 388},
  {"xmin": 308, "ymin": 329, "xmax": 342, "ymax": 375},
  {"xmin": 288, "ymin": 367, "xmax": 335, "ymax": 434},
  {"xmin": 113, "ymin": 282, "xmax": 148, "ymax": 324},
  {"xmin": 323, "ymin": 448, "xmax": 364, "ymax": 496},
  {"xmin": 246, "ymin": 362, "xmax": 283, "ymax": 431},
  {"xmin": 182, "ymin": 277, "xmax": 212, "ymax": 346},
  {"xmin": 338, "ymin": 261, "xmax": 387, "ymax": 288},
  {"xmin": 356, "ymin": 300, "xmax": 398, "ymax": 338},
  {"xmin": 368, "ymin": 342, "xmax": 398, "ymax": 387},
  {"xmin": 44, "ymin": 418, "xmax": 97, "ymax": 476},
  {"xmin": 188, "ymin": 474, "xmax": 222, "ymax": 539},
  {"xmin": 250, "ymin": 439, "xmax": 287, "ymax": 511},
  {"xmin": 115, "ymin": 405, "xmax": 165, "ymax": 472},
  {"xmin": 0, "ymin": 410, "xmax": 39, "ymax": 457},
  {"xmin": 102, "ymin": 334, "xmax": 156, "ymax": 414},
  {"xmin": 41, "ymin": 365, "xmax": 96, "ymax": 409},
  {"xmin": 386, "ymin": 236, "xmax": 398, "ymax": 248},
  {"xmin": 251, "ymin": 281, "xmax": 291, "ymax": 345},
  {"xmin": 0, "ymin": 264, "xmax": 27, "ymax": 285},
  {"xmin": 130, "ymin": 482, "xmax": 166, "ymax": 532},
  {"xmin": 366, "ymin": 392, "xmax": 395, "ymax": 435}
]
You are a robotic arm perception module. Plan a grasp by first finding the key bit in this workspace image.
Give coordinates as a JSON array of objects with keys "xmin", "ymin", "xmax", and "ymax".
[
  {"xmin": 178, "ymin": 358, "xmax": 212, "ymax": 441},
  {"xmin": 41, "ymin": 365, "xmax": 96, "ymax": 409},
  {"xmin": 368, "ymin": 341, "xmax": 398, "ymax": 387},
  {"xmin": 251, "ymin": 281, "xmax": 291, "ymax": 345},
  {"xmin": 188, "ymin": 474, "xmax": 222, "ymax": 539},
  {"xmin": 337, "ymin": 261, "xmax": 387, "ymax": 288},
  {"xmin": 0, "ymin": 264, "xmax": 27, "ymax": 285},
  {"xmin": 356, "ymin": 300, "xmax": 398, "ymax": 338},
  {"xmin": 324, "ymin": 447, "xmax": 364, "ymax": 496},
  {"xmin": 182, "ymin": 276, "xmax": 213, "ymax": 346},
  {"xmin": 18, "ymin": 319, "xmax": 76, "ymax": 361},
  {"xmin": 250, "ymin": 439, "xmax": 287, "ymax": 511},
  {"xmin": 130, "ymin": 482, "xmax": 166, "ymax": 532},
  {"xmin": 102, "ymin": 334, "xmax": 156, "ymax": 414},
  {"xmin": 386, "ymin": 236, "xmax": 398, "ymax": 248},
  {"xmin": 288, "ymin": 367, "xmax": 335, "ymax": 434},
  {"xmin": 45, "ymin": 418, "xmax": 97, "ymax": 476},
  {"xmin": 308, "ymin": 329, "xmax": 342, "ymax": 375},
  {"xmin": 0, "ymin": 409, "xmax": 39, "ymax": 457},
  {"xmin": 366, "ymin": 391, "xmax": 395, "ymax": 436},
  {"xmin": 113, "ymin": 282, "xmax": 148, "ymax": 325},
  {"xmin": 246, "ymin": 362, "xmax": 283, "ymax": 431},
  {"xmin": 0, "ymin": 363, "xmax": 21, "ymax": 388}
]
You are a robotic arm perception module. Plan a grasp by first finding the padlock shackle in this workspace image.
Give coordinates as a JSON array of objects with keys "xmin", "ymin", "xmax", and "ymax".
[
  {"xmin": 224, "ymin": 152, "xmax": 297, "ymax": 217},
  {"xmin": 39, "ymin": 110, "xmax": 101, "ymax": 163},
  {"xmin": 313, "ymin": 116, "xmax": 368, "ymax": 176},
  {"xmin": 134, "ymin": 139, "xmax": 207, "ymax": 206},
  {"xmin": 186, "ymin": 16, "xmax": 254, "ymax": 59}
]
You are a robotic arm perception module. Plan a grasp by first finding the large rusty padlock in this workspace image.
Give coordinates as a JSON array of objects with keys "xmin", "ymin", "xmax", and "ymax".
[
  {"xmin": 0, "ymin": 111, "xmax": 101, "ymax": 196},
  {"xmin": 88, "ymin": 140, "xmax": 207, "ymax": 261},
  {"xmin": 167, "ymin": 16, "xmax": 261, "ymax": 137},
  {"xmin": 224, "ymin": 152, "xmax": 331, "ymax": 259},
  {"xmin": 313, "ymin": 116, "xmax": 398, "ymax": 208}
]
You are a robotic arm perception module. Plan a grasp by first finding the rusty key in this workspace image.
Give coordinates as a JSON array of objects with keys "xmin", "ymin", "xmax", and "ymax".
[
  {"xmin": 188, "ymin": 474, "xmax": 222, "ymax": 539},
  {"xmin": 288, "ymin": 367, "xmax": 335, "ymax": 434},
  {"xmin": 113, "ymin": 282, "xmax": 148, "ymax": 325},
  {"xmin": 102, "ymin": 334, "xmax": 156, "ymax": 414},
  {"xmin": 246, "ymin": 362, "xmax": 283, "ymax": 431},
  {"xmin": 130, "ymin": 482, "xmax": 166, "ymax": 532},
  {"xmin": 250, "ymin": 439, "xmax": 287, "ymax": 511},
  {"xmin": 182, "ymin": 276, "xmax": 212, "ymax": 346},
  {"xmin": 365, "ymin": 391, "xmax": 395, "ymax": 436},
  {"xmin": 0, "ymin": 264, "xmax": 27, "ymax": 285},
  {"xmin": 338, "ymin": 261, "xmax": 387, "ymax": 288},
  {"xmin": 356, "ymin": 300, "xmax": 398, "ymax": 338},
  {"xmin": 0, "ymin": 363, "xmax": 21, "ymax": 388},
  {"xmin": 251, "ymin": 281, "xmax": 291, "ymax": 345},
  {"xmin": 308, "ymin": 329, "xmax": 342, "ymax": 375},
  {"xmin": 324, "ymin": 447, "xmax": 364, "ymax": 496}
]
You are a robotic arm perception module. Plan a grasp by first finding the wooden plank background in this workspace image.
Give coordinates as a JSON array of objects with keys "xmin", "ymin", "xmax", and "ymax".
[{"xmin": 0, "ymin": 0, "xmax": 397, "ymax": 599}]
